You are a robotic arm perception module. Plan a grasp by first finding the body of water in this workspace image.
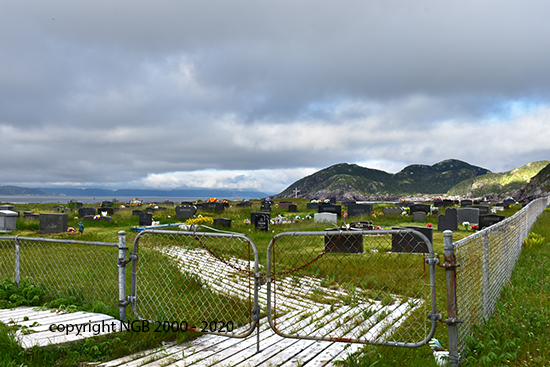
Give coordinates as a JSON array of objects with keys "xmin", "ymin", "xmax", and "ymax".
[{"xmin": 0, "ymin": 196, "xmax": 207, "ymax": 205}]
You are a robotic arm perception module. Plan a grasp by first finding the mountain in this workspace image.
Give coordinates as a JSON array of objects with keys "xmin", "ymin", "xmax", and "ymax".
[
  {"xmin": 513, "ymin": 162, "xmax": 550, "ymax": 202},
  {"xmin": 0, "ymin": 186, "xmax": 49, "ymax": 196},
  {"xmin": 275, "ymin": 159, "xmax": 491, "ymax": 201},
  {"xmin": 447, "ymin": 160, "xmax": 550, "ymax": 198}
]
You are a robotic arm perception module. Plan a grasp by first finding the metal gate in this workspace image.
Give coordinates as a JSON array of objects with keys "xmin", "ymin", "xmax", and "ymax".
[
  {"xmin": 266, "ymin": 228, "xmax": 438, "ymax": 347},
  {"xmin": 130, "ymin": 229, "xmax": 260, "ymax": 338}
]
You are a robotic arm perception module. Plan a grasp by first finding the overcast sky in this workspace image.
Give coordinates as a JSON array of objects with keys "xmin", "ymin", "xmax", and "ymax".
[{"xmin": 1, "ymin": 1, "xmax": 549, "ymax": 194}]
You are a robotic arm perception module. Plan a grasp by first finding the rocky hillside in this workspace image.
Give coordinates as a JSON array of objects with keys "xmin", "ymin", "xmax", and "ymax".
[
  {"xmin": 447, "ymin": 160, "xmax": 550, "ymax": 198},
  {"xmin": 0, "ymin": 186, "xmax": 48, "ymax": 196},
  {"xmin": 275, "ymin": 159, "xmax": 491, "ymax": 201},
  {"xmin": 513, "ymin": 162, "xmax": 550, "ymax": 201}
]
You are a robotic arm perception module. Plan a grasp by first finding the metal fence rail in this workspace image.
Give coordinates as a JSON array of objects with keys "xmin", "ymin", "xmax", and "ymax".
[
  {"xmin": 0, "ymin": 235, "xmax": 121, "ymax": 310},
  {"xmin": 266, "ymin": 228, "xmax": 438, "ymax": 347},
  {"xmin": 453, "ymin": 197, "xmax": 550, "ymax": 352},
  {"xmin": 130, "ymin": 229, "xmax": 260, "ymax": 338}
]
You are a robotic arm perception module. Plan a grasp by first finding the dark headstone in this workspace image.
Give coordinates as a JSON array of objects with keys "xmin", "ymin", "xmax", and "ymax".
[
  {"xmin": 260, "ymin": 201, "xmax": 272, "ymax": 212},
  {"xmin": 139, "ymin": 213, "xmax": 153, "ymax": 226},
  {"xmin": 307, "ymin": 203, "xmax": 320, "ymax": 210},
  {"xmin": 342, "ymin": 201, "xmax": 356, "ymax": 207},
  {"xmin": 350, "ymin": 221, "xmax": 374, "ymax": 230},
  {"xmin": 175, "ymin": 205, "xmax": 197, "ymax": 219},
  {"xmin": 457, "ymin": 208, "xmax": 480, "ymax": 225},
  {"xmin": 278, "ymin": 201, "xmax": 293, "ymax": 209},
  {"xmin": 392, "ymin": 226, "xmax": 433, "ymax": 253},
  {"xmin": 83, "ymin": 215, "xmax": 95, "ymax": 221},
  {"xmin": 180, "ymin": 201, "xmax": 195, "ymax": 205},
  {"xmin": 383, "ymin": 207, "xmax": 402, "ymax": 216},
  {"xmin": 347, "ymin": 204, "xmax": 372, "ymax": 217},
  {"xmin": 236, "ymin": 202, "xmax": 251, "ymax": 207},
  {"xmin": 461, "ymin": 200, "xmax": 473, "ymax": 207},
  {"xmin": 132, "ymin": 210, "xmax": 143, "ymax": 216},
  {"xmin": 470, "ymin": 205, "xmax": 491, "ymax": 215},
  {"xmin": 23, "ymin": 211, "xmax": 39, "ymax": 219},
  {"xmin": 251, "ymin": 212, "xmax": 270, "ymax": 231},
  {"xmin": 101, "ymin": 201, "xmax": 113, "ymax": 208},
  {"xmin": 145, "ymin": 206, "xmax": 157, "ymax": 212},
  {"xmin": 79, "ymin": 207, "xmax": 96, "ymax": 217},
  {"xmin": 409, "ymin": 204, "xmax": 431, "ymax": 214},
  {"xmin": 329, "ymin": 198, "xmax": 336, "ymax": 204},
  {"xmin": 39, "ymin": 213, "xmax": 67, "ymax": 234},
  {"xmin": 503, "ymin": 198, "xmax": 516, "ymax": 206},
  {"xmin": 98, "ymin": 207, "xmax": 114, "ymax": 216},
  {"xmin": 318, "ymin": 204, "xmax": 342, "ymax": 217},
  {"xmin": 201, "ymin": 202, "xmax": 225, "ymax": 213},
  {"xmin": 99, "ymin": 216, "xmax": 112, "ymax": 223},
  {"xmin": 288, "ymin": 204, "xmax": 297, "ymax": 213},
  {"xmin": 478, "ymin": 214, "xmax": 506, "ymax": 230},
  {"xmin": 213, "ymin": 218, "xmax": 232, "ymax": 228},
  {"xmin": 438, "ymin": 208, "xmax": 458, "ymax": 231},
  {"xmin": 433, "ymin": 201, "xmax": 446, "ymax": 207},
  {"xmin": 325, "ymin": 230, "xmax": 363, "ymax": 253},
  {"xmin": 0, "ymin": 205, "xmax": 15, "ymax": 211},
  {"xmin": 412, "ymin": 211, "xmax": 426, "ymax": 222}
]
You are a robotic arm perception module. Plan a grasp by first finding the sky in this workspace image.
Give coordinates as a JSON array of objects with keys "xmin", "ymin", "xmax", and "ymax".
[{"xmin": 1, "ymin": 1, "xmax": 550, "ymax": 195}]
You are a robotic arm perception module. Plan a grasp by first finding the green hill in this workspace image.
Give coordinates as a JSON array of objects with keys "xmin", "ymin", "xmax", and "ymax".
[
  {"xmin": 0, "ymin": 186, "xmax": 48, "ymax": 196},
  {"xmin": 447, "ymin": 160, "xmax": 550, "ymax": 197},
  {"xmin": 514, "ymin": 162, "xmax": 550, "ymax": 201}
]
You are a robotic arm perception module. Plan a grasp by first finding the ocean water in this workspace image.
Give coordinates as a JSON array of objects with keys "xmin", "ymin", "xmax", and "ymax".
[{"xmin": 0, "ymin": 196, "xmax": 206, "ymax": 205}]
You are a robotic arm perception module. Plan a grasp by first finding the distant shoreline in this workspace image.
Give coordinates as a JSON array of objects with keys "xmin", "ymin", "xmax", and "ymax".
[{"xmin": 0, "ymin": 195, "xmax": 222, "ymax": 205}]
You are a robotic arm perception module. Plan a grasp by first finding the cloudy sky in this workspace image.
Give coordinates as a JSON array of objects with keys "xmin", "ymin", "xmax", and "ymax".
[{"xmin": 2, "ymin": 1, "xmax": 549, "ymax": 195}]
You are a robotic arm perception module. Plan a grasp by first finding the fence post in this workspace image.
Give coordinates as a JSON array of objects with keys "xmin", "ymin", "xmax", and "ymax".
[
  {"xmin": 117, "ymin": 231, "xmax": 128, "ymax": 322},
  {"xmin": 444, "ymin": 230, "xmax": 460, "ymax": 366},
  {"xmin": 482, "ymin": 232, "xmax": 490, "ymax": 322},
  {"xmin": 14, "ymin": 236, "xmax": 20, "ymax": 286}
]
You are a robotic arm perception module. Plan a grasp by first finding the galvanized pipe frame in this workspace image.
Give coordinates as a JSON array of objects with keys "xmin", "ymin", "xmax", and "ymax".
[
  {"xmin": 130, "ymin": 229, "xmax": 261, "ymax": 339},
  {"xmin": 265, "ymin": 228, "xmax": 439, "ymax": 347}
]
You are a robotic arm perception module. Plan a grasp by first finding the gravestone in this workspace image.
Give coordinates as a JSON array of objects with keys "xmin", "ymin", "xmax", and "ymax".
[
  {"xmin": 496, "ymin": 202, "xmax": 510, "ymax": 209},
  {"xmin": 478, "ymin": 214, "xmax": 506, "ymax": 230},
  {"xmin": 236, "ymin": 202, "xmax": 251, "ymax": 207},
  {"xmin": 39, "ymin": 213, "xmax": 67, "ymax": 234},
  {"xmin": 99, "ymin": 207, "xmax": 115, "ymax": 216},
  {"xmin": 180, "ymin": 201, "xmax": 195, "ymax": 205},
  {"xmin": 503, "ymin": 198, "xmax": 516, "ymax": 206},
  {"xmin": 470, "ymin": 205, "xmax": 491, "ymax": 215},
  {"xmin": 83, "ymin": 215, "xmax": 95, "ymax": 221},
  {"xmin": 0, "ymin": 205, "xmax": 15, "ymax": 211},
  {"xmin": 145, "ymin": 206, "xmax": 157, "ymax": 212},
  {"xmin": 23, "ymin": 211, "xmax": 39, "ymax": 220},
  {"xmin": 383, "ymin": 207, "xmax": 402, "ymax": 216},
  {"xmin": 458, "ymin": 207, "xmax": 480, "ymax": 225},
  {"xmin": 392, "ymin": 226, "xmax": 433, "ymax": 253},
  {"xmin": 314, "ymin": 212, "xmax": 337, "ymax": 224},
  {"xmin": 101, "ymin": 201, "xmax": 113, "ymax": 208},
  {"xmin": 329, "ymin": 198, "xmax": 336, "ymax": 204},
  {"xmin": 132, "ymin": 210, "xmax": 143, "ymax": 216},
  {"xmin": 350, "ymin": 221, "xmax": 374, "ymax": 230},
  {"xmin": 251, "ymin": 212, "xmax": 270, "ymax": 231},
  {"xmin": 288, "ymin": 204, "xmax": 297, "ymax": 213},
  {"xmin": 99, "ymin": 216, "xmax": 112, "ymax": 223},
  {"xmin": 202, "ymin": 202, "xmax": 225, "ymax": 213},
  {"xmin": 412, "ymin": 211, "xmax": 426, "ymax": 222},
  {"xmin": 433, "ymin": 201, "xmax": 446, "ymax": 208},
  {"xmin": 260, "ymin": 201, "xmax": 272, "ymax": 212},
  {"xmin": 0, "ymin": 210, "xmax": 18, "ymax": 233},
  {"xmin": 461, "ymin": 200, "xmax": 473, "ymax": 207},
  {"xmin": 438, "ymin": 208, "xmax": 458, "ymax": 231},
  {"xmin": 79, "ymin": 207, "xmax": 96, "ymax": 218},
  {"xmin": 342, "ymin": 201, "xmax": 356, "ymax": 207},
  {"xmin": 347, "ymin": 204, "xmax": 372, "ymax": 217},
  {"xmin": 278, "ymin": 201, "xmax": 293, "ymax": 209},
  {"xmin": 324, "ymin": 229, "xmax": 363, "ymax": 253},
  {"xmin": 306, "ymin": 203, "xmax": 320, "ymax": 210},
  {"xmin": 175, "ymin": 205, "xmax": 197, "ymax": 219},
  {"xmin": 409, "ymin": 204, "xmax": 430, "ymax": 214},
  {"xmin": 214, "ymin": 218, "xmax": 232, "ymax": 228},
  {"xmin": 318, "ymin": 204, "xmax": 341, "ymax": 217},
  {"xmin": 139, "ymin": 213, "xmax": 153, "ymax": 226}
]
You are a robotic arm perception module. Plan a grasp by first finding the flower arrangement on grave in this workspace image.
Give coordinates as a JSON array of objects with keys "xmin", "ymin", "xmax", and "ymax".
[
  {"xmin": 471, "ymin": 224, "xmax": 478, "ymax": 231},
  {"xmin": 243, "ymin": 219, "xmax": 251, "ymax": 224},
  {"xmin": 93, "ymin": 215, "xmax": 101, "ymax": 220},
  {"xmin": 343, "ymin": 211, "xmax": 348, "ymax": 218},
  {"xmin": 462, "ymin": 221, "xmax": 470, "ymax": 231},
  {"xmin": 207, "ymin": 197, "xmax": 218, "ymax": 203},
  {"xmin": 427, "ymin": 223, "xmax": 433, "ymax": 228},
  {"xmin": 294, "ymin": 215, "xmax": 301, "ymax": 222},
  {"xmin": 305, "ymin": 214, "xmax": 312, "ymax": 220},
  {"xmin": 372, "ymin": 213, "xmax": 377, "ymax": 218},
  {"xmin": 186, "ymin": 216, "xmax": 214, "ymax": 226},
  {"xmin": 375, "ymin": 226, "xmax": 382, "ymax": 230},
  {"xmin": 67, "ymin": 227, "xmax": 77, "ymax": 233}
]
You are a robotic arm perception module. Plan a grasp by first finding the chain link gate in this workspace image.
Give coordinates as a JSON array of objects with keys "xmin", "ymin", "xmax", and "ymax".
[
  {"xmin": 266, "ymin": 228, "xmax": 438, "ymax": 347},
  {"xmin": 130, "ymin": 229, "xmax": 260, "ymax": 339}
]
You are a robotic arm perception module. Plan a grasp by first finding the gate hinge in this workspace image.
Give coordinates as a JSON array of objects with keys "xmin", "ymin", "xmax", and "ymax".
[
  {"xmin": 127, "ymin": 295, "xmax": 136, "ymax": 304},
  {"xmin": 118, "ymin": 257, "xmax": 131, "ymax": 265},
  {"xmin": 442, "ymin": 317, "xmax": 463, "ymax": 325},
  {"xmin": 118, "ymin": 300, "xmax": 130, "ymax": 307},
  {"xmin": 251, "ymin": 305, "xmax": 261, "ymax": 321},
  {"xmin": 129, "ymin": 253, "xmax": 138, "ymax": 261},
  {"xmin": 425, "ymin": 257, "xmax": 439, "ymax": 266},
  {"xmin": 427, "ymin": 312, "xmax": 442, "ymax": 321}
]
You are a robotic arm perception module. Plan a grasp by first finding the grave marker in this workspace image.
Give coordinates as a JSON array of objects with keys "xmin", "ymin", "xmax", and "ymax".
[
  {"xmin": 139, "ymin": 213, "xmax": 153, "ymax": 226},
  {"xmin": 0, "ymin": 210, "xmax": 18, "ymax": 233},
  {"xmin": 409, "ymin": 204, "xmax": 431, "ymax": 214},
  {"xmin": 438, "ymin": 208, "xmax": 458, "ymax": 231},
  {"xmin": 318, "ymin": 204, "xmax": 341, "ymax": 217},
  {"xmin": 251, "ymin": 212, "xmax": 270, "ymax": 231},
  {"xmin": 347, "ymin": 204, "xmax": 372, "ymax": 217},
  {"xmin": 412, "ymin": 211, "xmax": 426, "ymax": 222},
  {"xmin": 324, "ymin": 229, "xmax": 363, "ymax": 253},
  {"xmin": 392, "ymin": 226, "xmax": 432, "ymax": 253},
  {"xmin": 175, "ymin": 205, "xmax": 197, "ymax": 219},
  {"xmin": 478, "ymin": 214, "xmax": 506, "ymax": 230},
  {"xmin": 314, "ymin": 213, "xmax": 337, "ymax": 224},
  {"xmin": 457, "ymin": 207, "xmax": 480, "ymax": 225},
  {"xmin": 383, "ymin": 207, "xmax": 402, "ymax": 216},
  {"xmin": 214, "ymin": 218, "xmax": 232, "ymax": 228},
  {"xmin": 79, "ymin": 207, "xmax": 96, "ymax": 218},
  {"xmin": 39, "ymin": 213, "xmax": 67, "ymax": 234}
]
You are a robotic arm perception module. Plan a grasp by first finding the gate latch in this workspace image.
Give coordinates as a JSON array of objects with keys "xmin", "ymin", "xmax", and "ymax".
[{"xmin": 255, "ymin": 272, "xmax": 269, "ymax": 286}]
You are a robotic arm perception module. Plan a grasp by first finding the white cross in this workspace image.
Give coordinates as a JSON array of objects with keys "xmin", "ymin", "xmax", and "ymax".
[{"xmin": 293, "ymin": 187, "xmax": 300, "ymax": 198}]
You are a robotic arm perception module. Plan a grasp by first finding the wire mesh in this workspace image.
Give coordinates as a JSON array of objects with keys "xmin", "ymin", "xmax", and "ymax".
[
  {"xmin": 0, "ymin": 236, "xmax": 119, "ymax": 306},
  {"xmin": 267, "ymin": 229, "xmax": 437, "ymax": 346},
  {"xmin": 131, "ymin": 230, "xmax": 258, "ymax": 337},
  {"xmin": 454, "ymin": 197, "xmax": 550, "ymax": 349}
]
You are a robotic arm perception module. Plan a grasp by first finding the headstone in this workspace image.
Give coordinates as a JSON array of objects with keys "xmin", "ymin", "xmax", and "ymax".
[
  {"xmin": 478, "ymin": 214, "xmax": 506, "ymax": 230},
  {"xmin": 438, "ymin": 208, "xmax": 458, "ymax": 231},
  {"xmin": 23, "ymin": 211, "xmax": 39, "ymax": 220},
  {"xmin": 342, "ymin": 201, "xmax": 356, "ymax": 207},
  {"xmin": 324, "ymin": 230, "xmax": 363, "ymax": 253},
  {"xmin": 139, "ymin": 213, "xmax": 153, "ymax": 226},
  {"xmin": 347, "ymin": 204, "xmax": 372, "ymax": 217},
  {"xmin": 461, "ymin": 200, "xmax": 473, "ymax": 207},
  {"xmin": 457, "ymin": 207, "xmax": 480, "ymax": 225},
  {"xmin": 99, "ymin": 216, "xmax": 112, "ymax": 223},
  {"xmin": 329, "ymin": 198, "xmax": 336, "ymax": 204},
  {"xmin": 0, "ymin": 210, "xmax": 18, "ymax": 233},
  {"xmin": 318, "ymin": 204, "xmax": 341, "ymax": 217},
  {"xmin": 392, "ymin": 226, "xmax": 433, "ymax": 253},
  {"xmin": 175, "ymin": 205, "xmax": 197, "ymax": 219},
  {"xmin": 213, "ymin": 218, "xmax": 231, "ymax": 228},
  {"xmin": 278, "ymin": 201, "xmax": 293, "ymax": 209},
  {"xmin": 288, "ymin": 204, "xmax": 297, "ymax": 213},
  {"xmin": 38, "ymin": 213, "xmax": 67, "ymax": 234},
  {"xmin": 236, "ymin": 202, "xmax": 251, "ymax": 207},
  {"xmin": 383, "ymin": 207, "xmax": 402, "ymax": 216},
  {"xmin": 260, "ymin": 201, "xmax": 272, "ymax": 212},
  {"xmin": 503, "ymin": 198, "xmax": 516, "ymax": 206},
  {"xmin": 132, "ymin": 210, "xmax": 143, "ymax": 216},
  {"xmin": 83, "ymin": 215, "xmax": 95, "ymax": 221},
  {"xmin": 251, "ymin": 212, "xmax": 270, "ymax": 231},
  {"xmin": 470, "ymin": 205, "xmax": 491, "ymax": 215},
  {"xmin": 412, "ymin": 211, "xmax": 426, "ymax": 222},
  {"xmin": 307, "ymin": 203, "xmax": 320, "ymax": 210},
  {"xmin": 145, "ymin": 206, "xmax": 157, "ymax": 212},
  {"xmin": 53, "ymin": 205, "xmax": 64, "ymax": 213},
  {"xmin": 99, "ymin": 207, "xmax": 115, "ymax": 216},
  {"xmin": 433, "ymin": 201, "xmax": 446, "ymax": 207},
  {"xmin": 101, "ymin": 201, "xmax": 113, "ymax": 208},
  {"xmin": 0, "ymin": 205, "xmax": 15, "ymax": 211},
  {"xmin": 314, "ymin": 212, "xmax": 337, "ymax": 224},
  {"xmin": 79, "ymin": 207, "xmax": 96, "ymax": 217},
  {"xmin": 497, "ymin": 202, "xmax": 510, "ymax": 209},
  {"xmin": 409, "ymin": 204, "xmax": 431, "ymax": 214},
  {"xmin": 180, "ymin": 201, "xmax": 195, "ymax": 205},
  {"xmin": 201, "ymin": 202, "xmax": 225, "ymax": 213},
  {"xmin": 350, "ymin": 221, "xmax": 374, "ymax": 230}
]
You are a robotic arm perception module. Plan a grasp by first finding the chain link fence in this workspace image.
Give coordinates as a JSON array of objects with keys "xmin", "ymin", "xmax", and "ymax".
[
  {"xmin": 0, "ymin": 235, "xmax": 120, "ymax": 308},
  {"xmin": 266, "ymin": 228, "xmax": 438, "ymax": 347},
  {"xmin": 130, "ymin": 229, "xmax": 259, "ymax": 337},
  {"xmin": 453, "ymin": 197, "xmax": 550, "ymax": 350}
]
